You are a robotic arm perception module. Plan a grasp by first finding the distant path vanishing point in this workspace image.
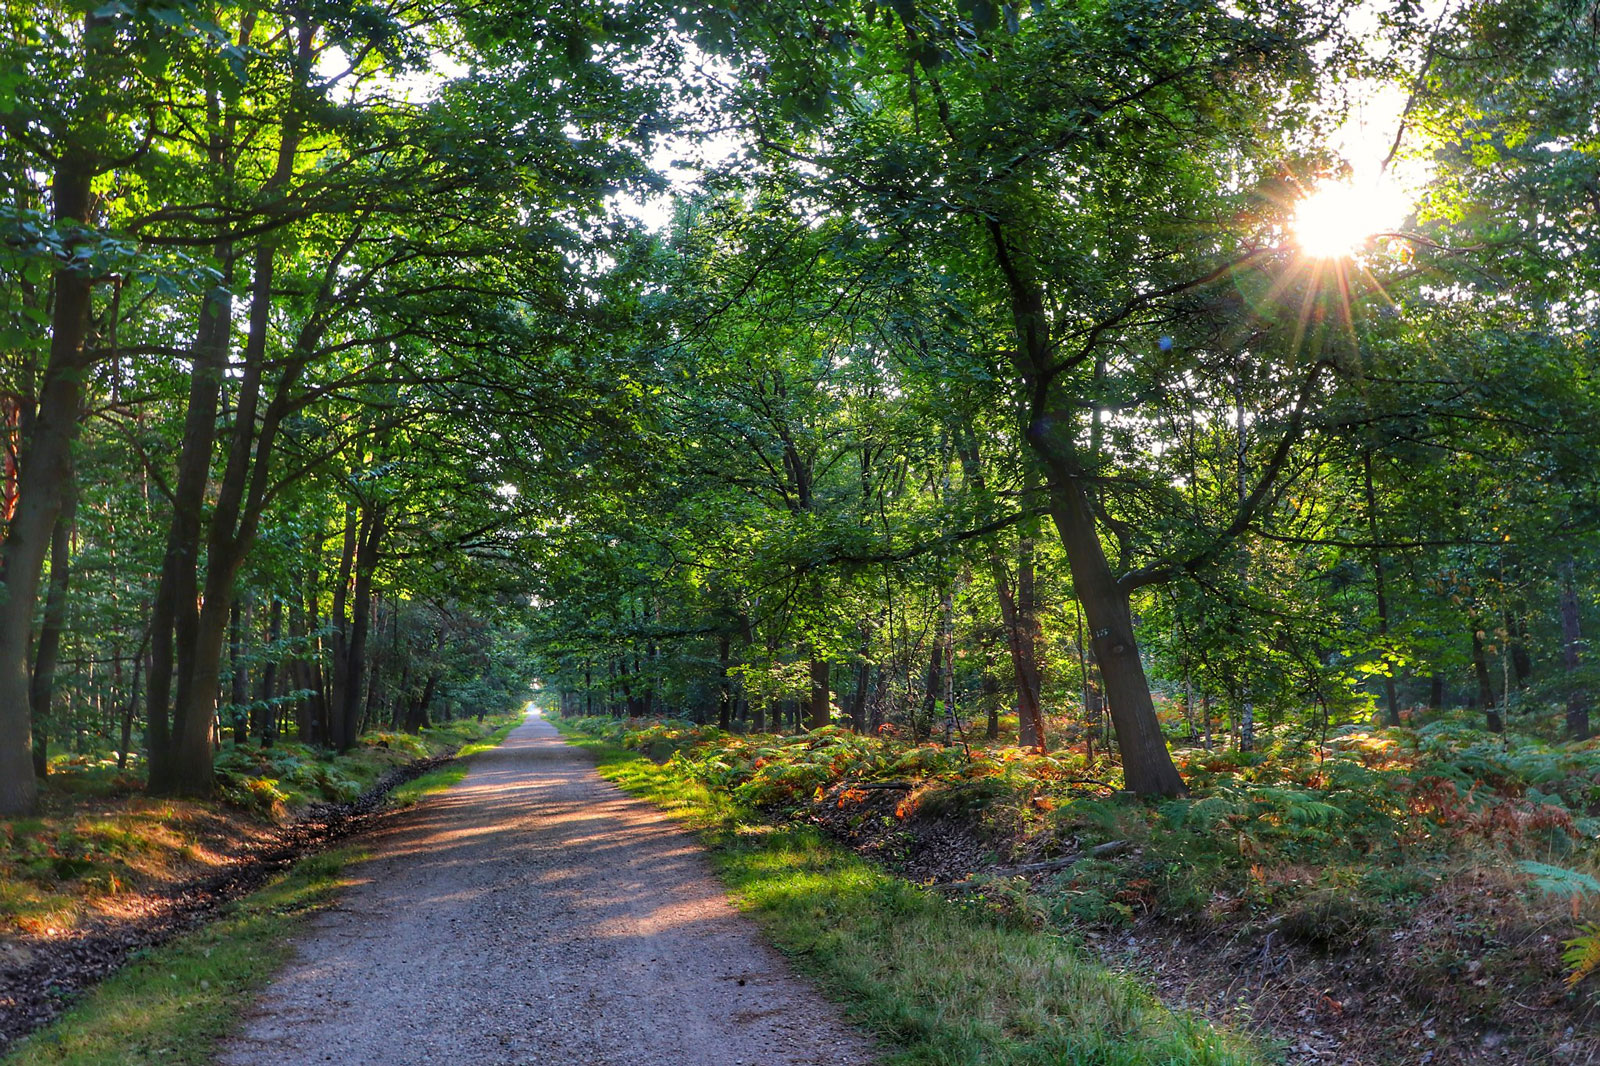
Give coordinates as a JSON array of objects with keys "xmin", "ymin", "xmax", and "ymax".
[{"xmin": 219, "ymin": 711, "xmax": 876, "ymax": 1066}]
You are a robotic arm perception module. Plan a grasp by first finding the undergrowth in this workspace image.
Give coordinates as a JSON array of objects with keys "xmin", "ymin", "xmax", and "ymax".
[
  {"xmin": 0, "ymin": 847, "xmax": 364, "ymax": 1066},
  {"xmin": 560, "ymin": 713, "xmax": 1600, "ymax": 1003},
  {"xmin": 558, "ymin": 720, "xmax": 1263, "ymax": 1066}
]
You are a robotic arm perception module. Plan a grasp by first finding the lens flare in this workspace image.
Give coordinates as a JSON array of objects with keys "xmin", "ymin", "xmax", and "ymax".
[{"xmin": 1291, "ymin": 177, "xmax": 1411, "ymax": 258}]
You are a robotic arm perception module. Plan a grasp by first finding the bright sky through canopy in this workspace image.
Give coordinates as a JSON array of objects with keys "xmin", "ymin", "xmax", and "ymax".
[{"xmin": 1291, "ymin": 174, "xmax": 1412, "ymax": 258}]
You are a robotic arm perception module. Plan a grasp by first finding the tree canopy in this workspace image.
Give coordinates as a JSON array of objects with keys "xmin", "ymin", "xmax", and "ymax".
[{"xmin": 2, "ymin": 0, "xmax": 1597, "ymax": 813}]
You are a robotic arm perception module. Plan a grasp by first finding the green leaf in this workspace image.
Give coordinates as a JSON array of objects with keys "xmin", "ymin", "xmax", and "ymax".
[{"xmin": 1519, "ymin": 861, "xmax": 1600, "ymax": 899}]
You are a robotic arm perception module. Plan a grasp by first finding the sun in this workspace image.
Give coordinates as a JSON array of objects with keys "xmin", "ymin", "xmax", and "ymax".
[{"xmin": 1291, "ymin": 176, "xmax": 1411, "ymax": 259}]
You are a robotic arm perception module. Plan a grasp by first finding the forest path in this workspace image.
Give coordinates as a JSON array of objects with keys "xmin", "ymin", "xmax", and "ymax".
[{"xmin": 218, "ymin": 710, "xmax": 876, "ymax": 1066}]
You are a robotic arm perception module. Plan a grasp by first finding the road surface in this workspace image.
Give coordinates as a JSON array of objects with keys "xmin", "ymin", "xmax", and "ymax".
[{"xmin": 219, "ymin": 711, "xmax": 876, "ymax": 1066}]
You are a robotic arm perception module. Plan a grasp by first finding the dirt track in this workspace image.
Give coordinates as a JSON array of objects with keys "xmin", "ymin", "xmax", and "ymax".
[{"xmin": 219, "ymin": 711, "xmax": 876, "ymax": 1066}]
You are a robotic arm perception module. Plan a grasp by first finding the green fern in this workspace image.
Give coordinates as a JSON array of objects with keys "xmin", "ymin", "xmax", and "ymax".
[
  {"xmin": 1562, "ymin": 925, "xmax": 1600, "ymax": 989},
  {"xmin": 1518, "ymin": 860, "xmax": 1600, "ymax": 900}
]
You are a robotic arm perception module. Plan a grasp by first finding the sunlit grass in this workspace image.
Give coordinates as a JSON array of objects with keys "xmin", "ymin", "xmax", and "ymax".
[
  {"xmin": 557, "ymin": 723, "xmax": 1262, "ymax": 1066},
  {"xmin": 388, "ymin": 716, "xmax": 521, "ymax": 806}
]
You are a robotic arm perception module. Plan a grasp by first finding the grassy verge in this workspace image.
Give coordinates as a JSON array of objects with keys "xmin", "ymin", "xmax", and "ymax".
[
  {"xmin": 0, "ymin": 846, "xmax": 365, "ymax": 1066},
  {"xmin": 214, "ymin": 712, "xmax": 528, "ymax": 816},
  {"xmin": 389, "ymin": 716, "xmax": 523, "ymax": 806},
  {"xmin": 556, "ymin": 721, "xmax": 1260, "ymax": 1066}
]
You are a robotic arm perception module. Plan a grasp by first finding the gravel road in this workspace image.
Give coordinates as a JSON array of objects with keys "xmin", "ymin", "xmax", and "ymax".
[{"xmin": 219, "ymin": 711, "xmax": 876, "ymax": 1066}]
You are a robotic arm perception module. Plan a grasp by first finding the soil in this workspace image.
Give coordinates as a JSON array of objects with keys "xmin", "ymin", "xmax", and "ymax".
[
  {"xmin": 0, "ymin": 750, "xmax": 455, "ymax": 1050},
  {"xmin": 218, "ymin": 713, "xmax": 877, "ymax": 1066}
]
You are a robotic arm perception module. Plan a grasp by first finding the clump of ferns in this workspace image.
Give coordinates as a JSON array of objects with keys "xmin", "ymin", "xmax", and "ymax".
[
  {"xmin": 1520, "ymin": 861, "xmax": 1600, "ymax": 994},
  {"xmin": 1161, "ymin": 782, "xmax": 1345, "ymax": 862}
]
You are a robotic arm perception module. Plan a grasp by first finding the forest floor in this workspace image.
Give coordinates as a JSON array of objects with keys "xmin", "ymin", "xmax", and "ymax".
[
  {"xmin": 562, "ymin": 715, "xmax": 1600, "ymax": 1066},
  {"xmin": 803, "ymin": 781, "xmax": 1596, "ymax": 1066},
  {"xmin": 0, "ymin": 716, "xmax": 513, "ymax": 1052},
  {"xmin": 217, "ymin": 710, "xmax": 875, "ymax": 1066}
]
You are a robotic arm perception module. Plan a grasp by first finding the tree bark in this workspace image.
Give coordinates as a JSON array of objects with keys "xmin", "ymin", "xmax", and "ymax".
[
  {"xmin": 717, "ymin": 634, "xmax": 732, "ymax": 730},
  {"xmin": 257, "ymin": 596, "xmax": 281, "ymax": 746},
  {"xmin": 29, "ymin": 474, "xmax": 76, "ymax": 779},
  {"xmin": 808, "ymin": 656, "xmax": 830, "ymax": 730},
  {"xmin": 0, "ymin": 123, "xmax": 96, "ymax": 815},
  {"xmin": 1472, "ymin": 623, "xmax": 1501, "ymax": 733},
  {"xmin": 849, "ymin": 655, "xmax": 871, "ymax": 733},
  {"xmin": 153, "ymin": 11, "xmax": 317, "ymax": 798},
  {"xmin": 988, "ymin": 221, "xmax": 1185, "ymax": 796},
  {"xmin": 229, "ymin": 596, "xmax": 250, "ymax": 744},
  {"xmin": 1505, "ymin": 610, "xmax": 1532, "ymax": 690},
  {"xmin": 920, "ymin": 630, "xmax": 942, "ymax": 738},
  {"xmin": 1561, "ymin": 558, "xmax": 1589, "ymax": 741},
  {"xmin": 336, "ymin": 505, "xmax": 384, "ymax": 751},
  {"xmin": 1363, "ymin": 454, "xmax": 1401, "ymax": 727},
  {"xmin": 1002, "ymin": 532, "xmax": 1045, "ymax": 751},
  {"xmin": 327, "ymin": 501, "xmax": 358, "ymax": 743},
  {"xmin": 955, "ymin": 432, "xmax": 1045, "ymax": 750},
  {"xmin": 144, "ymin": 17, "xmax": 253, "ymax": 793}
]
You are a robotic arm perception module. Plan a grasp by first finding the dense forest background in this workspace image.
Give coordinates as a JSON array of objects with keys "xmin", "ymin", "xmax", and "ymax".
[{"xmin": 3, "ymin": 0, "xmax": 1598, "ymax": 813}]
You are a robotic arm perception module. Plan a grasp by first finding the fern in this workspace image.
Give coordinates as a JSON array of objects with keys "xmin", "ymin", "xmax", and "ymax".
[
  {"xmin": 1518, "ymin": 860, "xmax": 1600, "ymax": 900},
  {"xmin": 1562, "ymin": 925, "xmax": 1600, "ymax": 989}
]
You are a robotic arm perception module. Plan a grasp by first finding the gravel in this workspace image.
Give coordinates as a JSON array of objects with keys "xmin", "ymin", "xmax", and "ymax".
[{"xmin": 218, "ymin": 712, "xmax": 878, "ymax": 1066}]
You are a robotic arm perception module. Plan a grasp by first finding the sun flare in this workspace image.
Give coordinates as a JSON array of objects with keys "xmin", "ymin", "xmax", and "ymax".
[{"xmin": 1291, "ymin": 177, "xmax": 1411, "ymax": 259}]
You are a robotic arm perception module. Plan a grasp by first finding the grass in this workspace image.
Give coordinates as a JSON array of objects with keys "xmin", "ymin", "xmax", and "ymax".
[
  {"xmin": 214, "ymin": 713, "xmax": 526, "ymax": 816},
  {"xmin": 0, "ymin": 846, "xmax": 365, "ymax": 1066},
  {"xmin": 556, "ymin": 721, "xmax": 1261, "ymax": 1066},
  {"xmin": 389, "ymin": 716, "xmax": 522, "ymax": 806}
]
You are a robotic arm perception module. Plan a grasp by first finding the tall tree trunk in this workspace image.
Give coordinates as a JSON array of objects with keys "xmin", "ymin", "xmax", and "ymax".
[
  {"xmin": 1363, "ymin": 454, "xmax": 1401, "ymax": 727},
  {"xmin": 849, "ymin": 655, "xmax": 871, "ymax": 733},
  {"xmin": 408, "ymin": 673, "xmax": 439, "ymax": 732},
  {"xmin": 290, "ymin": 583, "xmax": 322, "ymax": 744},
  {"xmin": 717, "ymin": 634, "xmax": 732, "ymax": 730},
  {"xmin": 337, "ymin": 505, "xmax": 383, "ymax": 751},
  {"xmin": 1039, "ymin": 471, "xmax": 1185, "ymax": 793},
  {"xmin": 989, "ymin": 223, "xmax": 1185, "ymax": 796},
  {"xmin": 257, "ymin": 596, "xmax": 281, "ymax": 746},
  {"xmin": 29, "ymin": 474, "xmax": 76, "ymax": 779},
  {"xmin": 1472, "ymin": 623, "xmax": 1501, "ymax": 733},
  {"xmin": 939, "ymin": 590, "xmax": 956, "ymax": 742},
  {"xmin": 1008, "ymin": 532, "xmax": 1045, "ymax": 751},
  {"xmin": 145, "ymin": 19, "xmax": 251, "ymax": 794},
  {"xmin": 956, "ymin": 433, "xmax": 1045, "ymax": 750},
  {"xmin": 155, "ymin": 12, "xmax": 315, "ymax": 798},
  {"xmin": 981, "ymin": 663, "xmax": 1000, "ymax": 740},
  {"xmin": 808, "ymin": 655, "xmax": 830, "ymax": 730},
  {"xmin": 117, "ymin": 633, "xmax": 147, "ymax": 771},
  {"xmin": 0, "ymin": 126, "xmax": 97, "ymax": 815},
  {"xmin": 229, "ymin": 596, "xmax": 249, "ymax": 744},
  {"xmin": 921, "ymin": 629, "xmax": 942, "ymax": 738},
  {"xmin": 1561, "ymin": 558, "xmax": 1589, "ymax": 741},
  {"xmin": 1505, "ymin": 610, "xmax": 1532, "ymax": 690},
  {"xmin": 327, "ymin": 501, "xmax": 358, "ymax": 745}
]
